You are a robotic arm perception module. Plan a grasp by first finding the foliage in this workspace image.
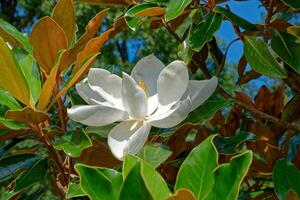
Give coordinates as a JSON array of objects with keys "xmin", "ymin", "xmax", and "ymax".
[{"xmin": 0, "ymin": 0, "xmax": 300, "ymax": 199}]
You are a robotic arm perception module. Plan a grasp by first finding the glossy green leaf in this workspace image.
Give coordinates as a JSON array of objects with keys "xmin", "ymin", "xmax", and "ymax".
[
  {"xmin": 280, "ymin": 0, "xmax": 300, "ymax": 9},
  {"xmin": 204, "ymin": 151, "xmax": 252, "ymax": 200},
  {"xmin": 273, "ymin": 159, "xmax": 300, "ymax": 200},
  {"xmin": 187, "ymin": 99, "xmax": 234, "ymax": 123},
  {"xmin": 214, "ymin": 6, "xmax": 257, "ymax": 31},
  {"xmin": 244, "ymin": 36, "xmax": 287, "ymax": 79},
  {"xmin": 0, "ymin": 117, "xmax": 26, "ymax": 130},
  {"xmin": 13, "ymin": 158, "xmax": 48, "ymax": 192},
  {"xmin": 120, "ymin": 154, "xmax": 171, "ymax": 200},
  {"xmin": 66, "ymin": 182, "xmax": 86, "ymax": 199},
  {"xmin": 0, "ymin": 18, "xmax": 32, "ymax": 53},
  {"xmin": 175, "ymin": 135, "xmax": 218, "ymax": 199},
  {"xmin": 214, "ymin": 131, "xmax": 256, "ymax": 154},
  {"xmin": 138, "ymin": 143, "xmax": 172, "ymax": 168},
  {"xmin": 165, "ymin": 0, "xmax": 192, "ymax": 21},
  {"xmin": 190, "ymin": 13, "xmax": 222, "ymax": 52},
  {"xmin": 271, "ymin": 31, "xmax": 300, "ymax": 75},
  {"xmin": 0, "ymin": 154, "xmax": 40, "ymax": 180},
  {"xmin": 75, "ymin": 164, "xmax": 123, "ymax": 200},
  {"xmin": 0, "ymin": 88, "xmax": 21, "ymax": 110},
  {"xmin": 178, "ymin": 40, "xmax": 193, "ymax": 65},
  {"xmin": 287, "ymin": 26, "xmax": 300, "ymax": 40},
  {"xmin": 0, "ymin": 138, "xmax": 24, "ymax": 157},
  {"xmin": 12, "ymin": 47, "xmax": 41, "ymax": 104},
  {"xmin": 53, "ymin": 129, "xmax": 92, "ymax": 158},
  {"xmin": 122, "ymin": 153, "xmax": 140, "ymax": 179}
]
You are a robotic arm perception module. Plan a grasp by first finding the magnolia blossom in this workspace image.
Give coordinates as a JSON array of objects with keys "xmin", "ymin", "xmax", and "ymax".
[{"xmin": 67, "ymin": 55, "xmax": 218, "ymax": 160}]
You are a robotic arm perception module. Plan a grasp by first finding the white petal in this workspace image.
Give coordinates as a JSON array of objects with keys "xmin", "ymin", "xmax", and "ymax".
[
  {"xmin": 147, "ymin": 94, "xmax": 158, "ymax": 116},
  {"xmin": 88, "ymin": 68, "xmax": 123, "ymax": 109},
  {"xmin": 131, "ymin": 55, "xmax": 165, "ymax": 97},
  {"xmin": 188, "ymin": 76, "xmax": 218, "ymax": 111},
  {"xmin": 76, "ymin": 80, "xmax": 107, "ymax": 104},
  {"xmin": 122, "ymin": 73, "xmax": 148, "ymax": 119},
  {"xmin": 149, "ymin": 97, "xmax": 192, "ymax": 128},
  {"xmin": 67, "ymin": 105, "xmax": 127, "ymax": 126},
  {"xmin": 157, "ymin": 61, "xmax": 189, "ymax": 106},
  {"xmin": 108, "ymin": 120, "xmax": 151, "ymax": 160}
]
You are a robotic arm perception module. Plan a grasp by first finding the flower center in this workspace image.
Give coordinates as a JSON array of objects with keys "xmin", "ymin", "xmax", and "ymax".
[{"xmin": 138, "ymin": 80, "xmax": 149, "ymax": 97}]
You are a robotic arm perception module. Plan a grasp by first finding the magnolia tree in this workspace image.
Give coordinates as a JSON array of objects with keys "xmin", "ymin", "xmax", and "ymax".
[{"xmin": 0, "ymin": 0, "xmax": 300, "ymax": 199}]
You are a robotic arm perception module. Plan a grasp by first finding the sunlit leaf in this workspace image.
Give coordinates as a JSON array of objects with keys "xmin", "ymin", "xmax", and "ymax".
[
  {"xmin": 66, "ymin": 182, "xmax": 86, "ymax": 199},
  {"xmin": 244, "ymin": 36, "xmax": 287, "ymax": 79},
  {"xmin": 5, "ymin": 107, "xmax": 49, "ymax": 125},
  {"xmin": 287, "ymin": 26, "xmax": 300, "ymax": 40},
  {"xmin": 0, "ymin": 37, "xmax": 31, "ymax": 106},
  {"xmin": 165, "ymin": 0, "xmax": 192, "ymax": 22},
  {"xmin": 0, "ymin": 118, "xmax": 26, "ymax": 130},
  {"xmin": 77, "ymin": 0, "xmax": 131, "ymax": 7},
  {"xmin": 168, "ymin": 189, "xmax": 196, "ymax": 200},
  {"xmin": 189, "ymin": 13, "xmax": 222, "ymax": 52},
  {"xmin": 0, "ymin": 88, "xmax": 21, "ymax": 110}
]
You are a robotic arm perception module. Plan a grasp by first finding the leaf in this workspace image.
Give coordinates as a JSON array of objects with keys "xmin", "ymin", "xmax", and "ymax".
[
  {"xmin": 0, "ymin": 154, "xmax": 40, "ymax": 180},
  {"xmin": 29, "ymin": 16, "xmax": 68, "ymax": 74},
  {"xmin": 122, "ymin": 154, "xmax": 140, "ymax": 179},
  {"xmin": 12, "ymin": 158, "xmax": 48, "ymax": 192},
  {"xmin": 77, "ymin": 140, "xmax": 121, "ymax": 168},
  {"xmin": 168, "ymin": 189, "xmax": 196, "ymax": 200},
  {"xmin": 204, "ymin": 151, "xmax": 252, "ymax": 200},
  {"xmin": 0, "ymin": 88, "xmax": 21, "ymax": 110},
  {"xmin": 287, "ymin": 135, "xmax": 300, "ymax": 162},
  {"xmin": 75, "ymin": 164, "xmax": 123, "ymax": 200},
  {"xmin": 120, "ymin": 154, "xmax": 171, "ymax": 200},
  {"xmin": 38, "ymin": 50, "xmax": 66, "ymax": 111},
  {"xmin": 287, "ymin": 26, "xmax": 300, "ymax": 40},
  {"xmin": 0, "ymin": 18, "xmax": 32, "ymax": 53},
  {"xmin": 66, "ymin": 182, "xmax": 86, "ymax": 199},
  {"xmin": 189, "ymin": 13, "xmax": 223, "ymax": 52},
  {"xmin": 271, "ymin": 31, "xmax": 300, "ymax": 75},
  {"xmin": 5, "ymin": 107, "xmax": 49, "ymax": 125},
  {"xmin": 12, "ymin": 47, "xmax": 41, "ymax": 104},
  {"xmin": 165, "ymin": 0, "xmax": 192, "ymax": 22},
  {"xmin": 273, "ymin": 159, "xmax": 300, "ymax": 200},
  {"xmin": 0, "ymin": 118, "xmax": 26, "ymax": 130},
  {"xmin": 0, "ymin": 37, "xmax": 31, "ymax": 106},
  {"xmin": 243, "ymin": 36, "xmax": 287, "ymax": 79},
  {"xmin": 53, "ymin": 129, "xmax": 92, "ymax": 158},
  {"xmin": 187, "ymin": 99, "xmax": 235, "ymax": 123},
  {"xmin": 52, "ymin": 0, "xmax": 76, "ymax": 45},
  {"xmin": 77, "ymin": 0, "xmax": 130, "ymax": 6},
  {"xmin": 0, "ymin": 138, "xmax": 25, "ymax": 157},
  {"xmin": 85, "ymin": 124, "xmax": 116, "ymax": 138},
  {"xmin": 214, "ymin": 6, "xmax": 257, "ymax": 31},
  {"xmin": 214, "ymin": 131, "xmax": 256, "ymax": 154},
  {"xmin": 175, "ymin": 135, "xmax": 218, "ymax": 199},
  {"xmin": 138, "ymin": 143, "xmax": 172, "ymax": 168},
  {"xmin": 280, "ymin": 0, "xmax": 300, "ymax": 9}
]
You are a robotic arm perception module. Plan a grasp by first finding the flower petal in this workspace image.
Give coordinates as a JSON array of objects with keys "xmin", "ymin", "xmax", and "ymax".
[
  {"xmin": 88, "ymin": 68, "xmax": 123, "ymax": 109},
  {"xmin": 67, "ymin": 105, "xmax": 127, "ymax": 126},
  {"xmin": 76, "ymin": 80, "xmax": 106, "ymax": 104},
  {"xmin": 131, "ymin": 55, "xmax": 165, "ymax": 97},
  {"xmin": 147, "ymin": 94, "xmax": 158, "ymax": 116},
  {"xmin": 188, "ymin": 76, "xmax": 218, "ymax": 111},
  {"xmin": 122, "ymin": 73, "xmax": 148, "ymax": 119},
  {"xmin": 108, "ymin": 120, "xmax": 151, "ymax": 160},
  {"xmin": 149, "ymin": 97, "xmax": 192, "ymax": 128},
  {"xmin": 157, "ymin": 61, "xmax": 189, "ymax": 106}
]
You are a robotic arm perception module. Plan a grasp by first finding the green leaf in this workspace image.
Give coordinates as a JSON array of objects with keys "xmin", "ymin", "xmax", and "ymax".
[
  {"xmin": 280, "ymin": 0, "xmax": 300, "ymax": 9},
  {"xmin": 0, "ymin": 18, "xmax": 32, "ymax": 53},
  {"xmin": 189, "ymin": 13, "xmax": 223, "ymax": 52},
  {"xmin": 66, "ymin": 182, "xmax": 86, "ymax": 199},
  {"xmin": 271, "ymin": 31, "xmax": 300, "ymax": 75},
  {"xmin": 214, "ymin": 6, "xmax": 257, "ymax": 31},
  {"xmin": 187, "ymin": 99, "xmax": 234, "ymax": 123},
  {"xmin": 120, "ymin": 154, "xmax": 171, "ymax": 200},
  {"xmin": 0, "ymin": 88, "xmax": 21, "ymax": 110},
  {"xmin": 165, "ymin": 0, "xmax": 192, "ymax": 21},
  {"xmin": 273, "ymin": 159, "xmax": 300, "ymax": 200},
  {"xmin": 244, "ymin": 36, "xmax": 287, "ymax": 79},
  {"xmin": 0, "ymin": 117, "xmax": 26, "ymax": 130},
  {"xmin": 12, "ymin": 47, "xmax": 41, "ymax": 104},
  {"xmin": 178, "ymin": 40, "xmax": 193, "ymax": 65},
  {"xmin": 287, "ymin": 26, "xmax": 300, "ymax": 40},
  {"xmin": 85, "ymin": 124, "xmax": 116, "ymax": 138},
  {"xmin": 214, "ymin": 131, "xmax": 257, "ymax": 154},
  {"xmin": 75, "ymin": 164, "xmax": 123, "ymax": 200},
  {"xmin": 204, "ymin": 151, "xmax": 252, "ymax": 200},
  {"xmin": 175, "ymin": 135, "xmax": 218, "ymax": 199},
  {"xmin": 122, "ymin": 153, "xmax": 140, "ymax": 179},
  {"xmin": 12, "ymin": 158, "xmax": 48, "ymax": 192},
  {"xmin": 138, "ymin": 143, "xmax": 172, "ymax": 168},
  {"xmin": 0, "ymin": 154, "xmax": 40, "ymax": 180},
  {"xmin": 53, "ymin": 129, "xmax": 92, "ymax": 158}
]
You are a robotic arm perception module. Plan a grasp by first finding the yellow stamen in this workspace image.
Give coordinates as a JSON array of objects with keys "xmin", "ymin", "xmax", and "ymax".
[{"xmin": 138, "ymin": 81, "xmax": 149, "ymax": 96}]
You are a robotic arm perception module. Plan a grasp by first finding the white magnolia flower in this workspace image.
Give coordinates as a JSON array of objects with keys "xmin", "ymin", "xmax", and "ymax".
[{"xmin": 67, "ymin": 55, "xmax": 218, "ymax": 160}]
